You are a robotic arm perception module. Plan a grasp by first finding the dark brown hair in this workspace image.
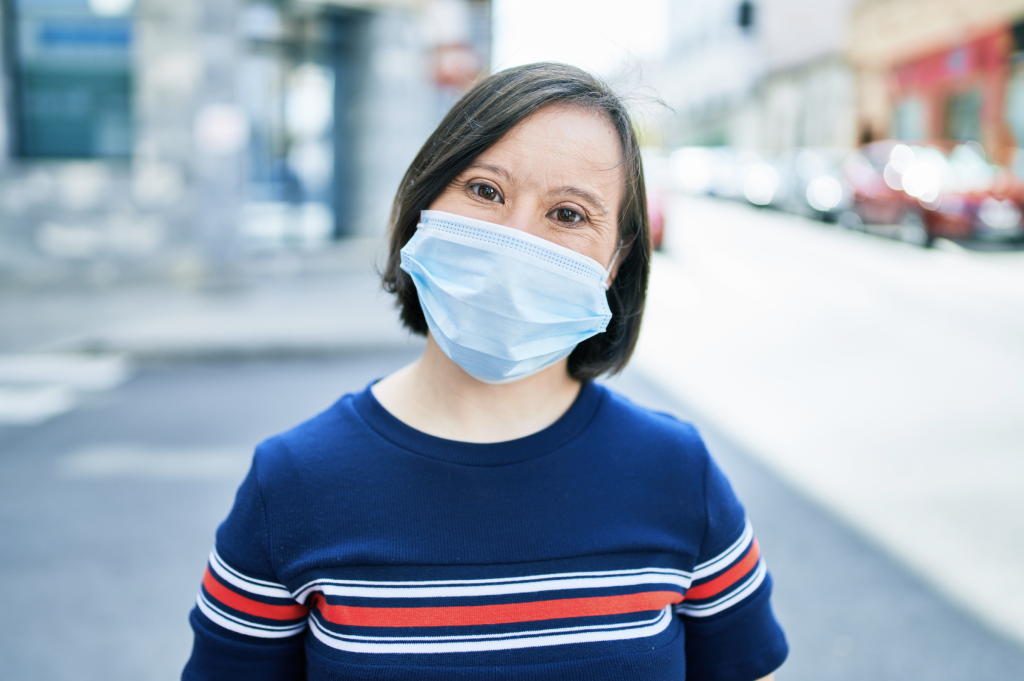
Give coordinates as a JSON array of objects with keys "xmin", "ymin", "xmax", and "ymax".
[{"xmin": 382, "ymin": 62, "xmax": 651, "ymax": 381}]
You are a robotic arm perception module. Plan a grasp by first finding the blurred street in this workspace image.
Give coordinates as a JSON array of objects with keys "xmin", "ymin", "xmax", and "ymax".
[
  {"xmin": 638, "ymin": 196, "xmax": 1024, "ymax": 643},
  {"xmin": 2, "ymin": 197, "xmax": 1024, "ymax": 679},
  {"xmin": 4, "ymin": 0, "xmax": 1024, "ymax": 678}
]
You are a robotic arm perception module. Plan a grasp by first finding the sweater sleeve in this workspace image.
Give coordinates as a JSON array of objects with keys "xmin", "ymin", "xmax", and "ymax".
[
  {"xmin": 677, "ymin": 453, "xmax": 788, "ymax": 681},
  {"xmin": 182, "ymin": 448, "xmax": 309, "ymax": 680}
]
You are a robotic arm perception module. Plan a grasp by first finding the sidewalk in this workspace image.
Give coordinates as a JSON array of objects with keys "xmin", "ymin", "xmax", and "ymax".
[
  {"xmin": 0, "ymin": 240, "xmax": 424, "ymax": 425},
  {"xmin": 0, "ymin": 239, "xmax": 420, "ymax": 359}
]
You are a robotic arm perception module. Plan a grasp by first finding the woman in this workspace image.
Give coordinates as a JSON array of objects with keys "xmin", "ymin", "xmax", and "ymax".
[{"xmin": 183, "ymin": 63, "xmax": 788, "ymax": 681}]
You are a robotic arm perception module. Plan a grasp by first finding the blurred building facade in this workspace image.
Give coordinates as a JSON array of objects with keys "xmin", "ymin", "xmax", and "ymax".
[
  {"xmin": 849, "ymin": 0, "xmax": 1024, "ymax": 165},
  {"xmin": 755, "ymin": 0, "xmax": 858, "ymax": 153},
  {"xmin": 653, "ymin": 0, "xmax": 1024, "ymax": 163},
  {"xmin": 0, "ymin": 0, "xmax": 490, "ymax": 284},
  {"xmin": 651, "ymin": 0, "xmax": 858, "ymax": 152}
]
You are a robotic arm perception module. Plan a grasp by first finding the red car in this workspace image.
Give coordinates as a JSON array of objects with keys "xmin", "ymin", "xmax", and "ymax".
[
  {"xmin": 647, "ymin": 189, "xmax": 665, "ymax": 251},
  {"xmin": 641, "ymin": 148, "xmax": 669, "ymax": 251},
  {"xmin": 843, "ymin": 140, "xmax": 1024, "ymax": 245}
]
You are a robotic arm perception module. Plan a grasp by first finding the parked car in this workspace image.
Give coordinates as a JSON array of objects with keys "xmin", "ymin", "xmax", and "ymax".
[
  {"xmin": 669, "ymin": 146, "xmax": 754, "ymax": 201},
  {"xmin": 772, "ymin": 148, "xmax": 854, "ymax": 221},
  {"xmin": 842, "ymin": 140, "xmax": 1024, "ymax": 246},
  {"xmin": 646, "ymin": 190, "xmax": 665, "ymax": 250},
  {"xmin": 670, "ymin": 146, "xmax": 797, "ymax": 210},
  {"xmin": 642, "ymin": 148, "xmax": 671, "ymax": 250}
]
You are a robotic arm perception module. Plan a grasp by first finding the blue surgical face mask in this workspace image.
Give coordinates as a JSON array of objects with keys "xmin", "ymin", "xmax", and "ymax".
[{"xmin": 399, "ymin": 210, "xmax": 614, "ymax": 384}]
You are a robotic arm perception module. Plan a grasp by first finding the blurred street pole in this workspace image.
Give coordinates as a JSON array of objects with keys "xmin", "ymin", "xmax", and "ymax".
[
  {"xmin": 0, "ymin": 0, "xmax": 8, "ymax": 170},
  {"xmin": 193, "ymin": 0, "xmax": 245, "ymax": 279}
]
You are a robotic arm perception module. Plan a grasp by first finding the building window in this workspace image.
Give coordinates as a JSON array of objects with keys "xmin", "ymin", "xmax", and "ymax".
[
  {"xmin": 10, "ymin": 0, "xmax": 133, "ymax": 159},
  {"xmin": 1007, "ymin": 64, "xmax": 1024, "ymax": 146},
  {"xmin": 893, "ymin": 96, "xmax": 925, "ymax": 141},
  {"xmin": 944, "ymin": 88, "xmax": 982, "ymax": 143}
]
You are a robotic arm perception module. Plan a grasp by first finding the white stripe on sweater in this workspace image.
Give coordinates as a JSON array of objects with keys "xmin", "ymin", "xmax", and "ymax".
[
  {"xmin": 210, "ymin": 549, "xmax": 294, "ymax": 600},
  {"xmin": 308, "ymin": 605, "xmax": 674, "ymax": 654},
  {"xmin": 197, "ymin": 593, "xmax": 307, "ymax": 639},
  {"xmin": 675, "ymin": 559, "xmax": 767, "ymax": 618},
  {"xmin": 692, "ymin": 520, "xmax": 754, "ymax": 580},
  {"xmin": 294, "ymin": 568, "xmax": 692, "ymax": 603}
]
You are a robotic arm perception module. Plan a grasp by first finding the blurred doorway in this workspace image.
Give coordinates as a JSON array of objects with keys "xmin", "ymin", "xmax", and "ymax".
[
  {"xmin": 239, "ymin": 5, "xmax": 365, "ymax": 248},
  {"xmin": 893, "ymin": 96, "xmax": 925, "ymax": 141}
]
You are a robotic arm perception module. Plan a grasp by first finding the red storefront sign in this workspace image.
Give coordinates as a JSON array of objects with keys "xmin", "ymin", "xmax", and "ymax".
[
  {"xmin": 895, "ymin": 30, "xmax": 1010, "ymax": 90},
  {"xmin": 891, "ymin": 27, "xmax": 1013, "ymax": 154}
]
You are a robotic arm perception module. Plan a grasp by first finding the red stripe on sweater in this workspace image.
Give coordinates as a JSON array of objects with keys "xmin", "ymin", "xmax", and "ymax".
[
  {"xmin": 685, "ymin": 539, "xmax": 761, "ymax": 601},
  {"xmin": 311, "ymin": 590, "xmax": 682, "ymax": 628},
  {"xmin": 203, "ymin": 568, "xmax": 308, "ymax": 620}
]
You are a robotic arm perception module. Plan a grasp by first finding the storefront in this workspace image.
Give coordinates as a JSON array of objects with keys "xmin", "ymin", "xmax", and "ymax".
[
  {"xmin": 890, "ymin": 28, "xmax": 1011, "ymax": 159},
  {"xmin": 6, "ymin": 0, "xmax": 134, "ymax": 158},
  {"xmin": 1005, "ymin": 21, "xmax": 1024, "ymax": 172}
]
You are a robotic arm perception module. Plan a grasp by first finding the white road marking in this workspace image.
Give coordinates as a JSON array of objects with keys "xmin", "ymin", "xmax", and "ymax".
[
  {"xmin": 56, "ymin": 445, "xmax": 251, "ymax": 481},
  {"xmin": 0, "ymin": 354, "xmax": 130, "ymax": 426},
  {"xmin": 0, "ymin": 386, "xmax": 76, "ymax": 425},
  {"xmin": 0, "ymin": 354, "xmax": 129, "ymax": 390}
]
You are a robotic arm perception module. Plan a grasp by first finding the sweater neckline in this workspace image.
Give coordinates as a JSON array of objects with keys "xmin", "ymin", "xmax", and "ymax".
[{"xmin": 352, "ymin": 380, "xmax": 604, "ymax": 466}]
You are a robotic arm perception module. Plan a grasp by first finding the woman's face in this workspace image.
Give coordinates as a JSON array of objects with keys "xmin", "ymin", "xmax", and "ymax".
[{"xmin": 428, "ymin": 104, "xmax": 624, "ymax": 270}]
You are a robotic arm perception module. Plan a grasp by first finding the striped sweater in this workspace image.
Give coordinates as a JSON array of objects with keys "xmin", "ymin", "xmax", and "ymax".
[{"xmin": 184, "ymin": 381, "xmax": 788, "ymax": 680}]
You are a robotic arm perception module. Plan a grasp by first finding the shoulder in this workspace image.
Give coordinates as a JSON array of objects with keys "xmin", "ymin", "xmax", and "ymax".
[
  {"xmin": 249, "ymin": 390, "xmax": 369, "ymax": 485},
  {"xmin": 582, "ymin": 383, "xmax": 716, "ymax": 501},
  {"xmin": 583, "ymin": 385, "xmax": 744, "ymax": 552},
  {"xmin": 591, "ymin": 383, "xmax": 711, "ymax": 464}
]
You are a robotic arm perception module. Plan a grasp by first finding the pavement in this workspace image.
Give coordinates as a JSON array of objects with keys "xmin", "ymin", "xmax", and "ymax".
[{"xmin": 4, "ymin": 352, "xmax": 1024, "ymax": 680}]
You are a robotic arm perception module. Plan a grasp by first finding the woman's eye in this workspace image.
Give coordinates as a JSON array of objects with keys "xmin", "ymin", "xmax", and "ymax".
[
  {"xmin": 553, "ymin": 208, "xmax": 583, "ymax": 223},
  {"xmin": 472, "ymin": 184, "xmax": 502, "ymax": 202}
]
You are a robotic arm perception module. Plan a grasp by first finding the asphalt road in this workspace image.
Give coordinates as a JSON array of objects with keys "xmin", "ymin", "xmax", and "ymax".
[{"xmin": 1, "ymin": 351, "xmax": 1023, "ymax": 680}]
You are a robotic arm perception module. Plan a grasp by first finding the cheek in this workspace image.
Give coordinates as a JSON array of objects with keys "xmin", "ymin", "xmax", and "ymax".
[
  {"xmin": 555, "ymin": 225, "xmax": 618, "ymax": 268},
  {"xmin": 427, "ymin": 185, "xmax": 464, "ymax": 212},
  {"xmin": 595, "ymin": 232, "xmax": 621, "ymax": 268}
]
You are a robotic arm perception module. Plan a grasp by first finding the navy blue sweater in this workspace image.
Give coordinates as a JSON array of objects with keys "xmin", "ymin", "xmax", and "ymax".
[{"xmin": 183, "ymin": 381, "xmax": 787, "ymax": 680}]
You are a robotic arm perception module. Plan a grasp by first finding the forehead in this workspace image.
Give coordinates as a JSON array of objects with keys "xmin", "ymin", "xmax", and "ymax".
[{"xmin": 475, "ymin": 104, "xmax": 624, "ymax": 197}]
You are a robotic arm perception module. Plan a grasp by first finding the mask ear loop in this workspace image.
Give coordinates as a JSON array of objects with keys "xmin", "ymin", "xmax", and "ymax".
[{"xmin": 602, "ymin": 237, "xmax": 635, "ymax": 290}]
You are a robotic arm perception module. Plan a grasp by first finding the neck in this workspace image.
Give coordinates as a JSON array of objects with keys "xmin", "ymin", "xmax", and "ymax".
[{"xmin": 371, "ymin": 335, "xmax": 582, "ymax": 443}]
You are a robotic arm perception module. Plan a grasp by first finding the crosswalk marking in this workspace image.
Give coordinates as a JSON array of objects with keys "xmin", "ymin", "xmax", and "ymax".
[
  {"xmin": 0, "ymin": 386, "xmax": 76, "ymax": 425},
  {"xmin": 56, "ymin": 445, "xmax": 250, "ymax": 481},
  {"xmin": 0, "ymin": 354, "xmax": 131, "ymax": 426}
]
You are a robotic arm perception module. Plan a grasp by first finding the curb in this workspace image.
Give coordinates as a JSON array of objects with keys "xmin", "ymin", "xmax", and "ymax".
[{"xmin": 53, "ymin": 337, "xmax": 427, "ymax": 363}]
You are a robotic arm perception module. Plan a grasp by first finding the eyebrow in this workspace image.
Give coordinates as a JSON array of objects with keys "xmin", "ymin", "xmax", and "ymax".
[
  {"xmin": 465, "ymin": 162, "xmax": 514, "ymax": 183},
  {"xmin": 464, "ymin": 163, "xmax": 610, "ymax": 217},
  {"xmin": 555, "ymin": 186, "xmax": 609, "ymax": 217}
]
